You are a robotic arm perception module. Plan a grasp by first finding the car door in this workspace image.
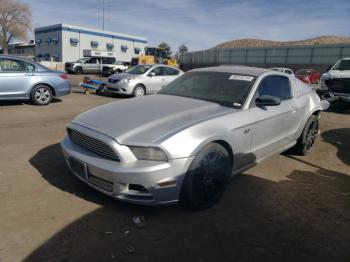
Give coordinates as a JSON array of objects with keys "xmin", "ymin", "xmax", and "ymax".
[
  {"xmin": 146, "ymin": 66, "xmax": 166, "ymax": 93},
  {"xmin": 84, "ymin": 57, "xmax": 100, "ymax": 73},
  {"xmin": 163, "ymin": 67, "xmax": 181, "ymax": 86},
  {"xmin": 249, "ymin": 75, "xmax": 299, "ymax": 160},
  {"xmin": 0, "ymin": 58, "xmax": 37, "ymax": 99}
]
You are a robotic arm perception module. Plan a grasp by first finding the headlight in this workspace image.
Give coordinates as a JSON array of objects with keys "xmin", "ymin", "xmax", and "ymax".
[
  {"xmin": 129, "ymin": 146, "xmax": 168, "ymax": 161},
  {"xmin": 121, "ymin": 78, "xmax": 133, "ymax": 84}
]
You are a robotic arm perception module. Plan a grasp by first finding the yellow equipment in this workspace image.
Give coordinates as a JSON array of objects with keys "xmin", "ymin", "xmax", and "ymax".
[{"xmin": 131, "ymin": 47, "xmax": 177, "ymax": 67}]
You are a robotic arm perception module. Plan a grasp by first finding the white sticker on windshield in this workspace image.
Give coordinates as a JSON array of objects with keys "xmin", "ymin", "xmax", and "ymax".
[{"xmin": 229, "ymin": 75, "xmax": 254, "ymax": 81}]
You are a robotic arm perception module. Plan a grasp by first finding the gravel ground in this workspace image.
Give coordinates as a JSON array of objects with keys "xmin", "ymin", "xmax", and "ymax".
[{"xmin": 0, "ymin": 76, "xmax": 349, "ymax": 262}]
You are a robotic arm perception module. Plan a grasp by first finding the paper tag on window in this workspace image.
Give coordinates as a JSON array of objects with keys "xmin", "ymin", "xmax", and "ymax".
[{"xmin": 229, "ymin": 75, "xmax": 254, "ymax": 81}]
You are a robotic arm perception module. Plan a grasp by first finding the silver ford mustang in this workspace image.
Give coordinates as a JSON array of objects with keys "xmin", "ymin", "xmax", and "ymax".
[{"xmin": 61, "ymin": 66, "xmax": 329, "ymax": 210}]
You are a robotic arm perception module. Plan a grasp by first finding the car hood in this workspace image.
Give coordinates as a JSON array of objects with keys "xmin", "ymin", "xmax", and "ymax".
[
  {"xmin": 109, "ymin": 73, "xmax": 141, "ymax": 80},
  {"xmin": 72, "ymin": 94, "xmax": 233, "ymax": 145},
  {"xmin": 321, "ymin": 70, "xmax": 350, "ymax": 80}
]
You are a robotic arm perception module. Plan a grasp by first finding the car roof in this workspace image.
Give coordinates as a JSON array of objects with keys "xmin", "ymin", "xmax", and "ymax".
[{"xmin": 191, "ymin": 65, "xmax": 269, "ymax": 77}]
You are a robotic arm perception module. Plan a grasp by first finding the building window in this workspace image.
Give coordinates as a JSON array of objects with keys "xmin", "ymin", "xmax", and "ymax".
[
  {"xmin": 52, "ymin": 54, "xmax": 59, "ymax": 61},
  {"xmin": 70, "ymin": 38, "xmax": 79, "ymax": 47},
  {"xmin": 121, "ymin": 45, "xmax": 128, "ymax": 53},
  {"xmin": 51, "ymin": 37, "xmax": 59, "ymax": 44},
  {"xmin": 106, "ymin": 43, "xmax": 114, "ymax": 51},
  {"xmin": 35, "ymin": 39, "xmax": 42, "ymax": 45},
  {"xmin": 91, "ymin": 41, "xmax": 99, "ymax": 48},
  {"xmin": 45, "ymin": 38, "xmax": 51, "ymax": 44},
  {"xmin": 134, "ymin": 47, "xmax": 141, "ymax": 54},
  {"xmin": 43, "ymin": 53, "xmax": 50, "ymax": 61}
]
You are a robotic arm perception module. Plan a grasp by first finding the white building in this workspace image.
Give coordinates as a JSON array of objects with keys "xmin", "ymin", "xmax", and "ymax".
[{"xmin": 34, "ymin": 23, "xmax": 147, "ymax": 62}]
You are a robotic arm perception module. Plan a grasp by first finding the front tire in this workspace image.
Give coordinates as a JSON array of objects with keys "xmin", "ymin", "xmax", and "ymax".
[
  {"xmin": 132, "ymin": 84, "xmax": 146, "ymax": 97},
  {"xmin": 30, "ymin": 85, "xmax": 53, "ymax": 105},
  {"xmin": 74, "ymin": 67, "xmax": 82, "ymax": 74},
  {"xmin": 180, "ymin": 143, "xmax": 232, "ymax": 210},
  {"xmin": 291, "ymin": 115, "xmax": 319, "ymax": 155}
]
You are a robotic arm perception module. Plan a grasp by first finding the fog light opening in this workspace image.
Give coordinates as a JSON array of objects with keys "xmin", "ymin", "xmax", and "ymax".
[{"xmin": 129, "ymin": 184, "xmax": 148, "ymax": 192}]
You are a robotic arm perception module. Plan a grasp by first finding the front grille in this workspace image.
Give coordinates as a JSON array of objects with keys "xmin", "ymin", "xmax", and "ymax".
[
  {"xmin": 107, "ymin": 87, "xmax": 119, "ymax": 91},
  {"xmin": 109, "ymin": 78, "xmax": 120, "ymax": 84},
  {"xmin": 68, "ymin": 128, "xmax": 120, "ymax": 161},
  {"xmin": 326, "ymin": 78, "xmax": 350, "ymax": 93},
  {"xmin": 88, "ymin": 174, "xmax": 113, "ymax": 192}
]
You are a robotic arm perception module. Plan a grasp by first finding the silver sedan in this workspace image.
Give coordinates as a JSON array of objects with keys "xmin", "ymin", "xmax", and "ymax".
[
  {"xmin": 105, "ymin": 64, "xmax": 183, "ymax": 97},
  {"xmin": 61, "ymin": 66, "xmax": 328, "ymax": 210},
  {"xmin": 0, "ymin": 55, "xmax": 71, "ymax": 105}
]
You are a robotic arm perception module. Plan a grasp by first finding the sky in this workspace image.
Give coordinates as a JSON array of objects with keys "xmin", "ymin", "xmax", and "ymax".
[{"xmin": 23, "ymin": 0, "xmax": 350, "ymax": 52}]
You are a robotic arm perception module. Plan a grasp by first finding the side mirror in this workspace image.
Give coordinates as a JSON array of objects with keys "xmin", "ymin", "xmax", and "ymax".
[
  {"xmin": 255, "ymin": 95, "xmax": 281, "ymax": 107},
  {"xmin": 148, "ymin": 72, "xmax": 156, "ymax": 77}
]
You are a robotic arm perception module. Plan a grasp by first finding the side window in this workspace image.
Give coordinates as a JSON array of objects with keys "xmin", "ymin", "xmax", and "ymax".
[
  {"xmin": 86, "ymin": 58, "xmax": 98, "ymax": 64},
  {"xmin": 165, "ymin": 67, "xmax": 180, "ymax": 76},
  {"xmin": 101, "ymin": 57, "xmax": 115, "ymax": 64},
  {"xmin": 149, "ymin": 67, "xmax": 164, "ymax": 76},
  {"xmin": 256, "ymin": 76, "xmax": 292, "ymax": 101},
  {"xmin": 0, "ymin": 59, "xmax": 36, "ymax": 72}
]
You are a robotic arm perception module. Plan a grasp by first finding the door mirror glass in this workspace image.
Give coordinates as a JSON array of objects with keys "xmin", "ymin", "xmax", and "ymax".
[
  {"xmin": 255, "ymin": 95, "xmax": 281, "ymax": 107},
  {"xmin": 148, "ymin": 72, "xmax": 156, "ymax": 77}
]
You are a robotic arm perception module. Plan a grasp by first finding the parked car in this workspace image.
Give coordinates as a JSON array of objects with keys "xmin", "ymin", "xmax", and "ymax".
[
  {"xmin": 102, "ymin": 61, "xmax": 129, "ymax": 76},
  {"xmin": 318, "ymin": 57, "xmax": 350, "ymax": 103},
  {"xmin": 61, "ymin": 66, "xmax": 328, "ymax": 210},
  {"xmin": 105, "ymin": 64, "xmax": 183, "ymax": 97},
  {"xmin": 295, "ymin": 69, "xmax": 320, "ymax": 84},
  {"xmin": 65, "ymin": 56, "xmax": 126, "ymax": 75},
  {"xmin": 0, "ymin": 55, "xmax": 71, "ymax": 105},
  {"xmin": 269, "ymin": 67, "xmax": 294, "ymax": 75}
]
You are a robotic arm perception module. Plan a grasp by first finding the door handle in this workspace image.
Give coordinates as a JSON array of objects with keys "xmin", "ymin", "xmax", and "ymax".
[
  {"xmin": 25, "ymin": 73, "xmax": 35, "ymax": 76},
  {"xmin": 161, "ymin": 79, "xmax": 165, "ymax": 81}
]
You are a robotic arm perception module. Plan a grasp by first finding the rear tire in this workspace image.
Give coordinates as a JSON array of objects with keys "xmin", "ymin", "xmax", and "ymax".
[
  {"xmin": 290, "ymin": 115, "xmax": 319, "ymax": 155},
  {"xmin": 132, "ymin": 84, "xmax": 146, "ymax": 97},
  {"xmin": 30, "ymin": 85, "xmax": 53, "ymax": 105},
  {"xmin": 180, "ymin": 143, "xmax": 232, "ymax": 210}
]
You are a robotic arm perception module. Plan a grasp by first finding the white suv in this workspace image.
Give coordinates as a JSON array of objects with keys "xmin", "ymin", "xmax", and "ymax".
[{"xmin": 318, "ymin": 58, "xmax": 350, "ymax": 103}]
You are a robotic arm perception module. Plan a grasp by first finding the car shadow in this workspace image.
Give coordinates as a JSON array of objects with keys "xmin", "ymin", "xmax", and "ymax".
[
  {"xmin": 326, "ymin": 101, "xmax": 350, "ymax": 114},
  {"xmin": 321, "ymin": 128, "xmax": 350, "ymax": 166},
  {"xmin": 0, "ymin": 100, "xmax": 26, "ymax": 107},
  {"xmin": 27, "ymin": 144, "xmax": 350, "ymax": 262},
  {"xmin": 0, "ymin": 98, "xmax": 62, "ymax": 107}
]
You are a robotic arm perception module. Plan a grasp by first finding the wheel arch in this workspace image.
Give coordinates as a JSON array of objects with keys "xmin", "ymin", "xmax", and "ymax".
[
  {"xmin": 31, "ymin": 82, "xmax": 56, "ymax": 96},
  {"xmin": 134, "ymin": 83, "xmax": 146, "ymax": 92}
]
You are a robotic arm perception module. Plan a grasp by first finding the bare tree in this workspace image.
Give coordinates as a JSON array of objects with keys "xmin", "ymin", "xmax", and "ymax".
[{"xmin": 0, "ymin": 0, "xmax": 32, "ymax": 54}]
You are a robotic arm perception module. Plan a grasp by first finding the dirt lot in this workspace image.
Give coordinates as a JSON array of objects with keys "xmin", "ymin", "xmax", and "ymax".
[{"xmin": 0, "ymin": 77, "xmax": 350, "ymax": 262}]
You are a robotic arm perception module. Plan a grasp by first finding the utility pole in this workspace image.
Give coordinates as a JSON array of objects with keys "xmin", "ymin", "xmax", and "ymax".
[{"xmin": 102, "ymin": 0, "xmax": 105, "ymax": 30}]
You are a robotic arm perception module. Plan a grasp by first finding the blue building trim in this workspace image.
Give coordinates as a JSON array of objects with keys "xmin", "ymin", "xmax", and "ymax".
[{"xmin": 35, "ymin": 25, "xmax": 147, "ymax": 44}]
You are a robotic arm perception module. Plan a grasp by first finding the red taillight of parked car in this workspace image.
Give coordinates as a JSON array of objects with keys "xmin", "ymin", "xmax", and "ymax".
[{"xmin": 59, "ymin": 74, "xmax": 68, "ymax": 80}]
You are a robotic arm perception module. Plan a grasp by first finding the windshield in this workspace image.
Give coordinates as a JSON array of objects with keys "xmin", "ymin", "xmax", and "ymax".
[
  {"xmin": 332, "ymin": 59, "xmax": 350, "ymax": 71},
  {"xmin": 125, "ymin": 65, "xmax": 152, "ymax": 74},
  {"xmin": 158, "ymin": 71, "xmax": 255, "ymax": 108},
  {"xmin": 270, "ymin": 68, "xmax": 284, "ymax": 72},
  {"xmin": 295, "ymin": 69, "xmax": 311, "ymax": 75},
  {"xmin": 75, "ymin": 58, "xmax": 88, "ymax": 63}
]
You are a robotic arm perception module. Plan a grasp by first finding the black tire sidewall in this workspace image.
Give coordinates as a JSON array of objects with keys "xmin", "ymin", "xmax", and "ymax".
[
  {"xmin": 30, "ymin": 85, "xmax": 53, "ymax": 105},
  {"xmin": 181, "ymin": 143, "xmax": 232, "ymax": 210},
  {"xmin": 75, "ymin": 67, "xmax": 82, "ymax": 74},
  {"xmin": 299, "ymin": 115, "xmax": 319, "ymax": 155}
]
